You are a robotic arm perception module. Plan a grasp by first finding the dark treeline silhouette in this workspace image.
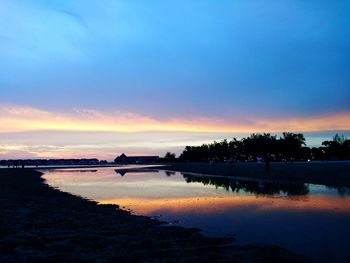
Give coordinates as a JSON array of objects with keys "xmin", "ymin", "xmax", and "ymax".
[
  {"xmin": 160, "ymin": 152, "xmax": 177, "ymax": 163},
  {"xmin": 179, "ymin": 133, "xmax": 350, "ymax": 162},
  {"xmin": 0, "ymin": 158, "xmax": 108, "ymax": 168}
]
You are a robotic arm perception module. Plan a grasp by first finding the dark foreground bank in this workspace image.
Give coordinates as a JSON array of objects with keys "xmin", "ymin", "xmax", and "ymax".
[
  {"xmin": 0, "ymin": 169, "xmax": 309, "ymax": 263},
  {"xmin": 159, "ymin": 161, "xmax": 350, "ymax": 187}
]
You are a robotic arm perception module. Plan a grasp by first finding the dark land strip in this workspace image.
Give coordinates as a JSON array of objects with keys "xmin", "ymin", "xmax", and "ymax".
[{"xmin": 0, "ymin": 169, "xmax": 310, "ymax": 262}]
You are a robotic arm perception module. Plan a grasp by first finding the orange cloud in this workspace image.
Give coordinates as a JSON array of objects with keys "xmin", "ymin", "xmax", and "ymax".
[{"xmin": 1, "ymin": 104, "xmax": 350, "ymax": 133}]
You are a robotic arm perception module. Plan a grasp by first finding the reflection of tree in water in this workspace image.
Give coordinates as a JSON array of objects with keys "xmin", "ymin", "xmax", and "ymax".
[
  {"xmin": 182, "ymin": 173, "xmax": 309, "ymax": 196},
  {"xmin": 165, "ymin": 171, "xmax": 176, "ymax": 177},
  {"xmin": 326, "ymin": 186, "xmax": 350, "ymax": 196}
]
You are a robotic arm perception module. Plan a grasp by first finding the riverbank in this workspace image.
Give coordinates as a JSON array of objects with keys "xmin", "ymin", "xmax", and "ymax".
[
  {"xmin": 0, "ymin": 169, "xmax": 308, "ymax": 262},
  {"xmin": 158, "ymin": 161, "xmax": 350, "ymax": 187}
]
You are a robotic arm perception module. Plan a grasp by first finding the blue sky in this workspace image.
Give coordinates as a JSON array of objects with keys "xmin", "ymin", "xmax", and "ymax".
[{"xmin": 0, "ymin": 0, "xmax": 350, "ymax": 159}]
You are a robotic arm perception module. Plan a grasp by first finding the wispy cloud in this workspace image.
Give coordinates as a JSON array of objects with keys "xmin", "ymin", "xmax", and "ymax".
[
  {"xmin": 1, "ymin": 104, "xmax": 349, "ymax": 159},
  {"xmin": 1, "ymin": 104, "xmax": 350, "ymax": 134}
]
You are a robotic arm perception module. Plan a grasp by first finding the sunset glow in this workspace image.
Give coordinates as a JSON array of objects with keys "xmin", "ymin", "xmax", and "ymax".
[
  {"xmin": 1, "ymin": 104, "xmax": 350, "ymax": 159},
  {"xmin": 1, "ymin": 104, "xmax": 350, "ymax": 134}
]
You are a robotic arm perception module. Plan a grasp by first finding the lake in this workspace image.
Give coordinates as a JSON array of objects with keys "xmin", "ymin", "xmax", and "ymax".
[{"xmin": 43, "ymin": 166, "xmax": 350, "ymax": 262}]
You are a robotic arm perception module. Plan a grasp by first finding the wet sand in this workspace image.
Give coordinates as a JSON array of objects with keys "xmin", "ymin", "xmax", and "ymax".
[
  {"xmin": 158, "ymin": 161, "xmax": 350, "ymax": 187},
  {"xmin": 0, "ymin": 169, "xmax": 309, "ymax": 262}
]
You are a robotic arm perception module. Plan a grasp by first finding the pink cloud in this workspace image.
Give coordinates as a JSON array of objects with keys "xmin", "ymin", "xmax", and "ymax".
[{"xmin": 1, "ymin": 104, "xmax": 350, "ymax": 133}]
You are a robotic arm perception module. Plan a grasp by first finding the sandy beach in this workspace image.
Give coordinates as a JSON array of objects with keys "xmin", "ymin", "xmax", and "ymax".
[{"xmin": 0, "ymin": 168, "xmax": 309, "ymax": 262}]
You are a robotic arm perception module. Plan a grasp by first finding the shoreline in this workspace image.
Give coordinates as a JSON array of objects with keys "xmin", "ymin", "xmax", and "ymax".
[{"xmin": 0, "ymin": 168, "xmax": 308, "ymax": 262}]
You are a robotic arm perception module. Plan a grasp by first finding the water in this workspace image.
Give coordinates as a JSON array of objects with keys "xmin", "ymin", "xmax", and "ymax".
[{"xmin": 43, "ymin": 167, "xmax": 350, "ymax": 262}]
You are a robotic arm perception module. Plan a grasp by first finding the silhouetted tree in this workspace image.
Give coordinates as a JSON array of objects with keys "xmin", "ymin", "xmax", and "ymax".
[
  {"xmin": 279, "ymin": 132, "xmax": 306, "ymax": 161},
  {"xmin": 322, "ymin": 134, "xmax": 350, "ymax": 160},
  {"xmin": 178, "ymin": 133, "xmax": 349, "ymax": 162},
  {"xmin": 241, "ymin": 133, "xmax": 277, "ymax": 160},
  {"xmin": 164, "ymin": 152, "xmax": 176, "ymax": 160},
  {"xmin": 228, "ymin": 138, "xmax": 243, "ymax": 161}
]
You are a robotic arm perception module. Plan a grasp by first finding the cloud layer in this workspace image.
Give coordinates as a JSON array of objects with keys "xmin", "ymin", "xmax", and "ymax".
[
  {"xmin": 1, "ymin": 104, "xmax": 350, "ymax": 134},
  {"xmin": 1, "ymin": 104, "xmax": 349, "ymax": 160}
]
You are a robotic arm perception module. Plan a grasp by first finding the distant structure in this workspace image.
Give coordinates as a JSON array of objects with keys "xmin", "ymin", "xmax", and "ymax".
[{"xmin": 114, "ymin": 153, "xmax": 159, "ymax": 164}]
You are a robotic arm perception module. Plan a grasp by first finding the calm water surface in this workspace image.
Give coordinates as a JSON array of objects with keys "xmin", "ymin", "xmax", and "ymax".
[{"xmin": 43, "ymin": 167, "xmax": 350, "ymax": 262}]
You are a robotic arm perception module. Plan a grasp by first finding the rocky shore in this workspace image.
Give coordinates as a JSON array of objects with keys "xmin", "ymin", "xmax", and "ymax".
[{"xmin": 0, "ymin": 169, "xmax": 309, "ymax": 262}]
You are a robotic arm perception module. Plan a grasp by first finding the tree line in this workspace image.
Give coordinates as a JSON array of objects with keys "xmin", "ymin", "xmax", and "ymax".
[{"xmin": 176, "ymin": 133, "xmax": 350, "ymax": 162}]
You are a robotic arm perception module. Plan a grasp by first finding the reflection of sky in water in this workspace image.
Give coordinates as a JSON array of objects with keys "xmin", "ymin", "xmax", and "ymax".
[{"xmin": 43, "ymin": 167, "xmax": 350, "ymax": 262}]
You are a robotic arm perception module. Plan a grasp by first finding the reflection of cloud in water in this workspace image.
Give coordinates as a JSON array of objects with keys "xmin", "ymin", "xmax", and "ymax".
[
  {"xmin": 43, "ymin": 167, "xmax": 350, "ymax": 262},
  {"xmin": 99, "ymin": 194, "xmax": 350, "ymax": 215}
]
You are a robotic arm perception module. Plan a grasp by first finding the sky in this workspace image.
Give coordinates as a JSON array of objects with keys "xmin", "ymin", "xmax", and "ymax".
[{"xmin": 1, "ymin": 0, "xmax": 350, "ymax": 160}]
